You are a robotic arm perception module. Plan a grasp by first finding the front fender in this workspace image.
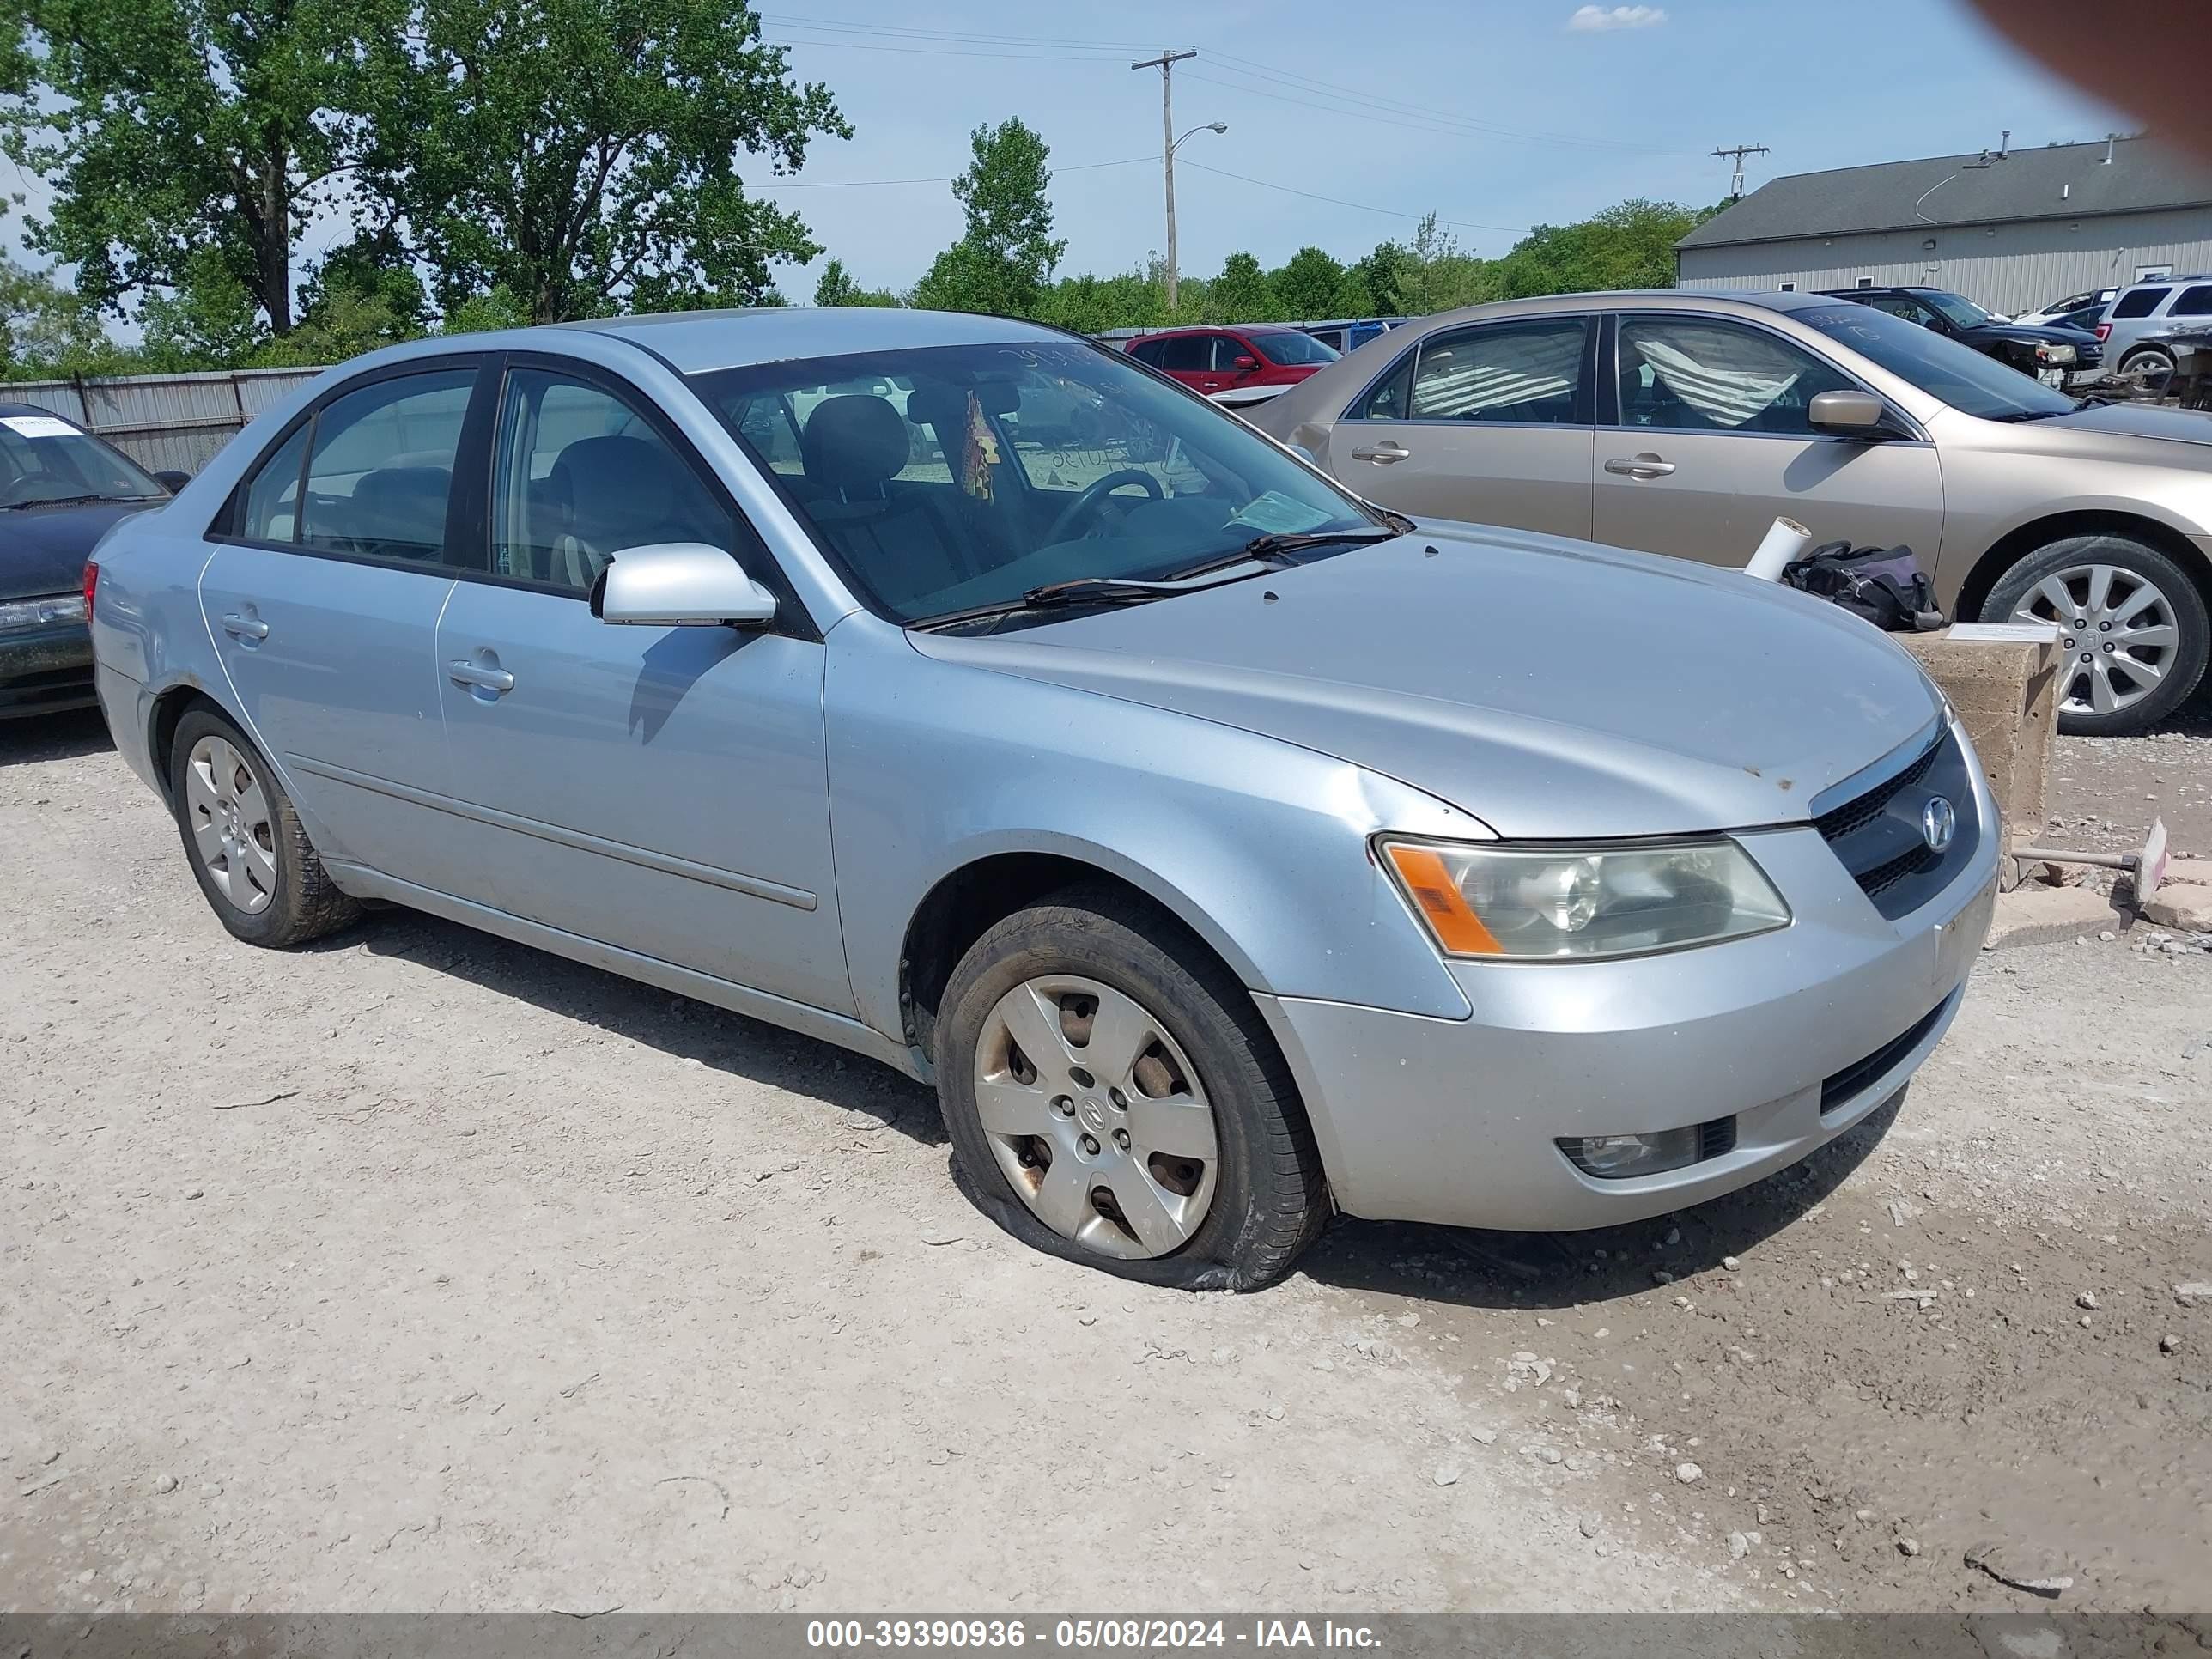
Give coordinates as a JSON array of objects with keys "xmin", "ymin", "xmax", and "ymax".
[{"xmin": 824, "ymin": 616, "xmax": 1479, "ymax": 1044}]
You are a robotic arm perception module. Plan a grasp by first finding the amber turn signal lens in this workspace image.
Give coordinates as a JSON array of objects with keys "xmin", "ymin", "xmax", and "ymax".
[{"xmin": 1382, "ymin": 843, "xmax": 1503, "ymax": 956}]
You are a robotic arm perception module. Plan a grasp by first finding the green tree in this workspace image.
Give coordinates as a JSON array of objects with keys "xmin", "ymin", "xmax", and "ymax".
[
  {"xmin": 1394, "ymin": 214, "xmax": 1496, "ymax": 315},
  {"xmin": 361, "ymin": 0, "xmax": 848, "ymax": 324},
  {"xmin": 1, "ymin": 0, "xmax": 382, "ymax": 336},
  {"xmin": 1492, "ymin": 198, "xmax": 1717, "ymax": 300},
  {"xmin": 813, "ymin": 258, "xmax": 900, "ymax": 307},
  {"xmin": 1206, "ymin": 251, "xmax": 1272, "ymax": 322},
  {"xmin": 137, "ymin": 248, "xmax": 269, "ymax": 370},
  {"xmin": 911, "ymin": 118, "xmax": 1066, "ymax": 316},
  {"xmin": 1270, "ymin": 246, "xmax": 1345, "ymax": 320},
  {"xmin": 0, "ymin": 261, "xmax": 125, "ymax": 378}
]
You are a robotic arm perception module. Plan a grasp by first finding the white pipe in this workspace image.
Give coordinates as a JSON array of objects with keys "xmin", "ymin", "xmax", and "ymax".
[{"xmin": 1744, "ymin": 516, "xmax": 1812, "ymax": 581}]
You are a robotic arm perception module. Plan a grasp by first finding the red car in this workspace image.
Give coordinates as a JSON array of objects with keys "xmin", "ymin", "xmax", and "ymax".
[{"xmin": 1123, "ymin": 325, "xmax": 1340, "ymax": 397}]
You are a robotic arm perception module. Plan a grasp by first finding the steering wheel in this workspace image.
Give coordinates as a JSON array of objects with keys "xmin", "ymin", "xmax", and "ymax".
[
  {"xmin": 0, "ymin": 477, "xmax": 50, "ymax": 508},
  {"xmin": 1042, "ymin": 467, "xmax": 1163, "ymax": 544}
]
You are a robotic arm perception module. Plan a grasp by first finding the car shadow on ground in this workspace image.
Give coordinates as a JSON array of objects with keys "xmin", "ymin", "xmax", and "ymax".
[
  {"xmin": 344, "ymin": 908, "xmax": 945, "ymax": 1146},
  {"xmin": 0, "ymin": 707, "xmax": 112, "ymax": 767},
  {"xmin": 1301, "ymin": 1089, "xmax": 1902, "ymax": 1311}
]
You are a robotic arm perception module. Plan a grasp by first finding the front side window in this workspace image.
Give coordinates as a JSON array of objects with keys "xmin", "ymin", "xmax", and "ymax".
[
  {"xmin": 0, "ymin": 413, "xmax": 166, "ymax": 509},
  {"xmin": 1249, "ymin": 331, "xmax": 1339, "ymax": 367},
  {"xmin": 1618, "ymin": 317, "xmax": 1854, "ymax": 435},
  {"xmin": 1918, "ymin": 291, "xmax": 1990, "ymax": 329},
  {"xmin": 490, "ymin": 369, "xmax": 732, "ymax": 594},
  {"xmin": 1392, "ymin": 319, "xmax": 1589, "ymax": 424},
  {"xmin": 298, "ymin": 369, "xmax": 476, "ymax": 568},
  {"xmin": 1799, "ymin": 302, "xmax": 2076, "ymax": 420},
  {"xmin": 691, "ymin": 339, "xmax": 1377, "ymax": 626},
  {"xmin": 2112, "ymin": 286, "xmax": 2170, "ymax": 319}
]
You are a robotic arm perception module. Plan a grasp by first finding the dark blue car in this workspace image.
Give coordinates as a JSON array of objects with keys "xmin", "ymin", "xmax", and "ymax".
[{"xmin": 1, "ymin": 402, "xmax": 180, "ymax": 718}]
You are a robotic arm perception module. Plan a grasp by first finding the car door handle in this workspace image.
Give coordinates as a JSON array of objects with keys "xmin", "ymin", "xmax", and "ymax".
[
  {"xmin": 1350, "ymin": 441, "xmax": 1410, "ymax": 464},
  {"xmin": 219, "ymin": 611, "xmax": 270, "ymax": 641},
  {"xmin": 1604, "ymin": 453, "xmax": 1676, "ymax": 478},
  {"xmin": 447, "ymin": 659, "xmax": 515, "ymax": 695}
]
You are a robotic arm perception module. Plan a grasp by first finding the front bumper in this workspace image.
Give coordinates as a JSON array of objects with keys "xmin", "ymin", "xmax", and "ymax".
[
  {"xmin": 0, "ymin": 618, "xmax": 95, "ymax": 718},
  {"xmin": 1257, "ymin": 726, "xmax": 2001, "ymax": 1231}
]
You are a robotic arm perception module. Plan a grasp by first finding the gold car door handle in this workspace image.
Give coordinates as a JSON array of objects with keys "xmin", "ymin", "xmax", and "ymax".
[
  {"xmin": 1349, "ymin": 441, "xmax": 1410, "ymax": 464},
  {"xmin": 1604, "ymin": 453, "xmax": 1675, "ymax": 478}
]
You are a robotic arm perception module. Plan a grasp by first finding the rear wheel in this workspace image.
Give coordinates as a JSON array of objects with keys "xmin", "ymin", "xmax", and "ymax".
[
  {"xmin": 2118, "ymin": 344, "xmax": 2176, "ymax": 386},
  {"xmin": 169, "ymin": 708, "xmax": 361, "ymax": 947},
  {"xmin": 935, "ymin": 885, "xmax": 1326, "ymax": 1289},
  {"xmin": 1982, "ymin": 533, "xmax": 2209, "ymax": 734}
]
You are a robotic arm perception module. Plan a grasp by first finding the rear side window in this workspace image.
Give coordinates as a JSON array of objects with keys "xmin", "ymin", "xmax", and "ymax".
[
  {"xmin": 1127, "ymin": 340, "xmax": 1164, "ymax": 366},
  {"xmin": 2169, "ymin": 284, "xmax": 2212, "ymax": 318},
  {"xmin": 1407, "ymin": 319, "xmax": 1589, "ymax": 423},
  {"xmin": 2112, "ymin": 286, "xmax": 2170, "ymax": 319},
  {"xmin": 297, "ymin": 370, "xmax": 478, "ymax": 569},
  {"xmin": 238, "ymin": 423, "xmax": 309, "ymax": 543},
  {"xmin": 1156, "ymin": 336, "xmax": 1211, "ymax": 372}
]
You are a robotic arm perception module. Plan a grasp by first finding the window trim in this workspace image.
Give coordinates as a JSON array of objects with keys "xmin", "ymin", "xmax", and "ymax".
[
  {"xmin": 1600, "ymin": 309, "xmax": 1929, "ymax": 445},
  {"xmin": 1340, "ymin": 313, "xmax": 1600, "ymax": 430},
  {"xmin": 211, "ymin": 354, "xmax": 491, "ymax": 574}
]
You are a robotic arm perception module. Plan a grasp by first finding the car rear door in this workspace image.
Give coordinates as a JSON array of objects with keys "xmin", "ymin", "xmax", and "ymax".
[
  {"xmin": 1594, "ymin": 312, "xmax": 1944, "ymax": 567},
  {"xmin": 1317, "ymin": 314, "xmax": 1595, "ymax": 539},
  {"xmin": 428, "ymin": 355, "xmax": 850, "ymax": 1015},
  {"xmin": 197, "ymin": 359, "xmax": 499, "ymax": 902}
]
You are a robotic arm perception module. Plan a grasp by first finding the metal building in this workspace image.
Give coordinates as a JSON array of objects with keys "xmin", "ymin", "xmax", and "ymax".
[{"xmin": 1674, "ymin": 137, "xmax": 2212, "ymax": 317}]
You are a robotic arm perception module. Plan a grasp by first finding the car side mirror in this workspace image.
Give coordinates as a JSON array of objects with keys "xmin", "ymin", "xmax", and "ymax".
[
  {"xmin": 1808, "ymin": 390, "xmax": 1892, "ymax": 436},
  {"xmin": 154, "ymin": 470, "xmax": 191, "ymax": 492},
  {"xmin": 592, "ymin": 542, "xmax": 777, "ymax": 628},
  {"xmin": 1232, "ymin": 354, "xmax": 1257, "ymax": 371}
]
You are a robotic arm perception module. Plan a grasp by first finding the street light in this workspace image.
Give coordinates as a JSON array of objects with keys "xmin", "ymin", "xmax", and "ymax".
[{"xmin": 1158, "ymin": 121, "xmax": 1226, "ymax": 314}]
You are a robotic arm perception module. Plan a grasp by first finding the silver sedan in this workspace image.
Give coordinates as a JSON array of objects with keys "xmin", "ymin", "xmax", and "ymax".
[{"xmin": 88, "ymin": 307, "xmax": 1996, "ymax": 1287}]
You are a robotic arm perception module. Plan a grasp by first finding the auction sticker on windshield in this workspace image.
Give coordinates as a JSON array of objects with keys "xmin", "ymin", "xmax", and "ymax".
[
  {"xmin": 1227, "ymin": 490, "xmax": 1339, "ymax": 536},
  {"xmin": 0, "ymin": 414, "xmax": 82, "ymax": 439}
]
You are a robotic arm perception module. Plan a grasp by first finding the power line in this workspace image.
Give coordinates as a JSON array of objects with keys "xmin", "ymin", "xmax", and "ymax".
[
  {"xmin": 1177, "ymin": 160, "xmax": 1525, "ymax": 238},
  {"xmin": 762, "ymin": 37, "xmax": 1141, "ymax": 64},
  {"xmin": 757, "ymin": 14, "xmax": 1169, "ymax": 53},
  {"xmin": 760, "ymin": 156, "xmax": 1151, "ymax": 191}
]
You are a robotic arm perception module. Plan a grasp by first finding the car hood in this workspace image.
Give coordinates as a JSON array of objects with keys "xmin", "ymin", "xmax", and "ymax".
[
  {"xmin": 1985, "ymin": 399, "xmax": 2212, "ymax": 453},
  {"xmin": 1966, "ymin": 321, "xmax": 2095, "ymax": 347},
  {"xmin": 910, "ymin": 526, "xmax": 1943, "ymax": 839},
  {"xmin": 1, "ymin": 499, "xmax": 159, "ymax": 601}
]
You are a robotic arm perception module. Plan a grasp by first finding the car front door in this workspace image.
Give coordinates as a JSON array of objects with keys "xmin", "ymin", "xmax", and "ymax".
[
  {"xmin": 198, "ymin": 360, "xmax": 497, "ymax": 902},
  {"xmin": 430, "ymin": 356, "xmax": 850, "ymax": 1014},
  {"xmin": 1318, "ymin": 314, "xmax": 1595, "ymax": 539},
  {"xmin": 1595, "ymin": 312, "xmax": 1945, "ymax": 568}
]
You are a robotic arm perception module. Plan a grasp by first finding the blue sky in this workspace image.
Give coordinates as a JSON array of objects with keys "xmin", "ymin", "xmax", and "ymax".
[
  {"xmin": 747, "ymin": 0, "xmax": 2126, "ymax": 296},
  {"xmin": 3, "ymin": 0, "xmax": 2130, "ymax": 310}
]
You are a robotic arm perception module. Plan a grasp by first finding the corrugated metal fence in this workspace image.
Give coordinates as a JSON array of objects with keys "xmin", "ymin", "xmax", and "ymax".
[{"xmin": 5, "ymin": 366, "xmax": 325, "ymax": 475}]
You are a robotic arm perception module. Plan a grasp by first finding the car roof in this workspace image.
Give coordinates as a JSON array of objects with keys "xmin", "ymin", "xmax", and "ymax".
[
  {"xmin": 1368, "ymin": 289, "xmax": 1840, "ymax": 331},
  {"xmin": 0, "ymin": 400, "xmax": 81, "ymax": 422},
  {"xmin": 421, "ymin": 306, "xmax": 1076, "ymax": 377},
  {"xmin": 1130, "ymin": 324, "xmax": 1296, "ymax": 340},
  {"xmin": 2120, "ymin": 273, "xmax": 2212, "ymax": 289}
]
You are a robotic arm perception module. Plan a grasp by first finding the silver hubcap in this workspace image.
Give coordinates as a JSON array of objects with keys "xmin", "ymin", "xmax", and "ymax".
[
  {"xmin": 973, "ymin": 975, "xmax": 1219, "ymax": 1261},
  {"xmin": 2009, "ymin": 563, "xmax": 2179, "ymax": 716},
  {"xmin": 183, "ymin": 735, "xmax": 278, "ymax": 915}
]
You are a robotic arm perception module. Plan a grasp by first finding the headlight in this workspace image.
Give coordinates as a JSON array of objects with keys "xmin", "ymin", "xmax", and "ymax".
[
  {"xmin": 2035, "ymin": 343, "xmax": 2076, "ymax": 364},
  {"xmin": 1380, "ymin": 836, "xmax": 1790, "ymax": 961},
  {"xmin": 0, "ymin": 592, "xmax": 87, "ymax": 630}
]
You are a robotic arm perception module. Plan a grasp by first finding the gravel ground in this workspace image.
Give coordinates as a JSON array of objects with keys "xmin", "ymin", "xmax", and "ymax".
[{"xmin": 3, "ymin": 708, "xmax": 2208, "ymax": 1616}]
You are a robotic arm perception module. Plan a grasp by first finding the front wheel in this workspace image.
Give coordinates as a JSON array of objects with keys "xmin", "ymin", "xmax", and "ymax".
[
  {"xmin": 1981, "ymin": 533, "xmax": 2209, "ymax": 734},
  {"xmin": 935, "ymin": 885, "xmax": 1327, "ymax": 1289}
]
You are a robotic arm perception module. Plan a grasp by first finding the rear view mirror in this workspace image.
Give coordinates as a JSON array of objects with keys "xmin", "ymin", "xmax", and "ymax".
[
  {"xmin": 1808, "ymin": 390, "xmax": 1889, "ymax": 434},
  {"xmin": 594, "ymin": 543, "xmax": 776, "ymax": 628}
]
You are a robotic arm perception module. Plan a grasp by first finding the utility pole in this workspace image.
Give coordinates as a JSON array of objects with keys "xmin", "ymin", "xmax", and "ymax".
[
  {"xmin": 1133, "ymin": 48, "xmax": 1197, "ymax": 312},
  {"xmin": 1711, "ymin": 143, "xmax": 1770, "ymax": 201}
]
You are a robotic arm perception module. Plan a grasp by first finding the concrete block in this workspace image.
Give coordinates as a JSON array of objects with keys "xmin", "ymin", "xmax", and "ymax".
[
  {"xmin": 1984, "ymin": 884, "xmax": 2128, "ymax": 951},
  {"xmin": 2144, "ymin": 857, "xmax": 2212, "ymax": 932},
  {"xmin": 1898, "ymin": 630, "xmax": 2059, "ymax": 836}
]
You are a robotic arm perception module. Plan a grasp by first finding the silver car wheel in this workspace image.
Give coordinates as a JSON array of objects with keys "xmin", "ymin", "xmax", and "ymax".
[
  {"xmin": 183, "ymin": 734, "xmax": 279, "ymax": 915},
  {"xmin": 973, "ymin": 974, "xmax": 1219, "ymax": 1261},
  {"xmin": 2009, "ymin": 563, "xmax": 2179, "ymax": 717}
]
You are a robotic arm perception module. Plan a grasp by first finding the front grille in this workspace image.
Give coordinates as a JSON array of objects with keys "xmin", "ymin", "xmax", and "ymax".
[
  {"xmin": 1821, "ymin": 999, "xmax": 1948, "ymax": 1115},
  {"xmin": 1813, "ymin": 728, "xmax": 1978, "ymax": 921}
]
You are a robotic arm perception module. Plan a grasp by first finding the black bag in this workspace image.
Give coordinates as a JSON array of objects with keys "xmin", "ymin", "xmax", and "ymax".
[{"xmin": 1781, "ymin": 540, "xmax": 1946, "ymax": 632}]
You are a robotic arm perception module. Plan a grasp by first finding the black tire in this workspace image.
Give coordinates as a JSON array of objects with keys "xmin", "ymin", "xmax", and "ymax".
[
  {"xmin": 936, "ymin": 884, "xmax": 1328, "ymax": 1290},
  {"xmin": 2118, "ymin": 344, "xmax": 2176, "ymax": 385},
  {"xmin": 168, "ymin": 707, "xmax": 361, "ymax": 948},
  {"xmin": 1980, "ymin": 532, "xmax": 2209, "ymax": 735}
]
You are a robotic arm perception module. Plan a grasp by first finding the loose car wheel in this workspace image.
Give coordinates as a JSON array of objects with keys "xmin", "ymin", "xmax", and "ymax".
[
  {"xmin": 170, "ymin": 707, "xmax": 361, "ymax": 948},
  {"xmin": 936, "ymin": 884, "xmax": 1327, "ymax": 1289},
  {"xmin": 1982, "ymin": 533, "xmax": 2209, "ymax": 734}
]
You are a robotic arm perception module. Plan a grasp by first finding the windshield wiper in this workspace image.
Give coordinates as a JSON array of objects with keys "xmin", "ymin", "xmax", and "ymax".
[
  {"xmin": 1166, "ymin": 525, "xmax": 1402, "ymax": 581},
  {"xmin": 913, "ymin": 566, "xmax": 1278, "ymax": 633},
  {"xmin": 0, "ymin": 491, "xmax": 160, "ymax": 510}
]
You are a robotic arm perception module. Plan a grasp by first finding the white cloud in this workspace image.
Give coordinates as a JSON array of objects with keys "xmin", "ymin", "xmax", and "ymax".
[{"xmin": 1566, "ymin": 4, "xmax": 1668, "ymax": 30}]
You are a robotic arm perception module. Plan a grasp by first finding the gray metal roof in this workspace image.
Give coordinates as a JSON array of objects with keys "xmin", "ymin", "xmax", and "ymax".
[{"xmin": 1678, "ymin": 137, "xmax": 2212, "ymax": 251}]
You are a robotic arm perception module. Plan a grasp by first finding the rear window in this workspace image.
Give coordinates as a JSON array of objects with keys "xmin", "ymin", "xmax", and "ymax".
[
  {"xmin": 1249, "ymin": 331, "xmax": 1339, "ymax": 367},
  {"xmin": 2112, "ymin": 286, "xmax": 2170, "ymax": 319},
  {"xmin": 2170, "ymin": 284, "xmax": 2212, "ymax": 318}
]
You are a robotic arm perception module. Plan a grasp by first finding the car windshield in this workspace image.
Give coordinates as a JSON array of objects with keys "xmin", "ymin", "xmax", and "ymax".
[
  {"xmin": 1919, "ymin": 290, "xmax": 1990, "ymax": 329},
  {"xmin": 1249, "ymin": 331, "xmax": 1339, "ymax": 367},
  {"xmin": 691, "ymin": 339, "xmax": 1378, "ymax": 625},
  {"xmin": 0, "ymin": 413, "xmax": 167, "ymax": 507},
  {"xmin": 1798, "ymin": 304, "xmax": 2078, "ymax": 420}
]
